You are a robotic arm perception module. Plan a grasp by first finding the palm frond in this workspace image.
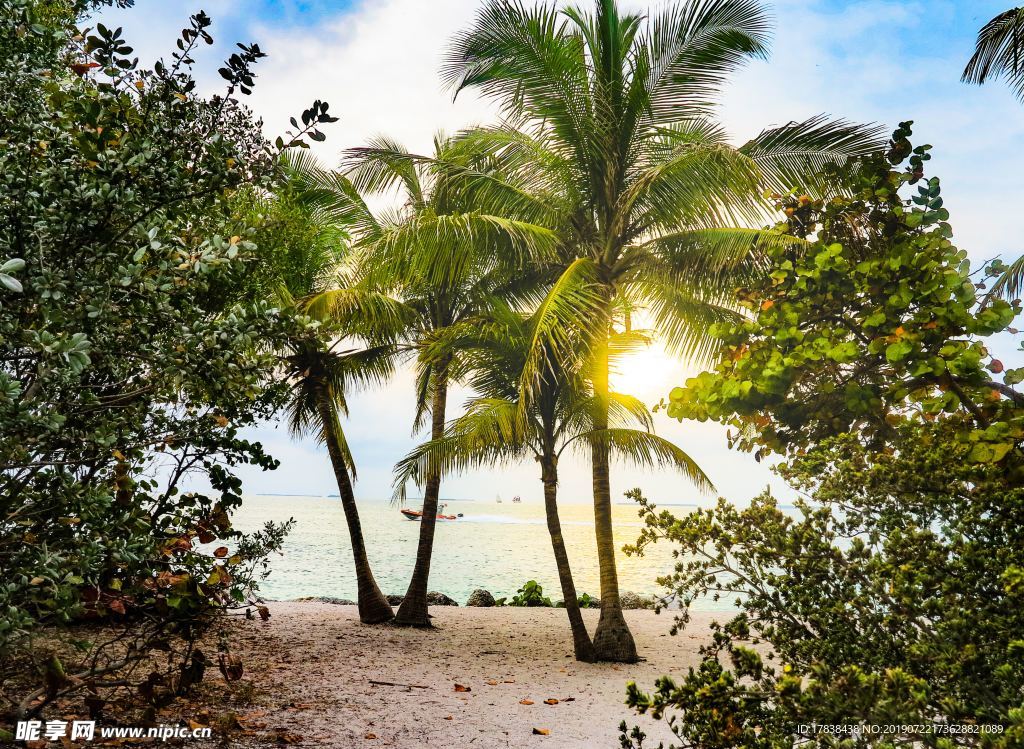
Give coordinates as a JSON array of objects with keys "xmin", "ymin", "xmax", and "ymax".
[
  {"xmin": 984, "ymin": 253, "xmax": 1024, "ymax": 304},
  {"xmin": 520, "ymin": 257, "xmax": 603, "ymax": 401},
  {"xmin": 443, "ymin": 0, "xmax": 597, "ymax": 164},
  {"xmin": 637, "ymin": 226, "xmax": 802, "ymax": 289},
  {"xmin": 627, "ymin": 130, "xmax": 766, "ymax": 232},
  {"xmin": 739, "ymin": 114, "xmax": 887, "ymax": 196},
  {"xmin": 638, "ymin": 0, "xmax": 772, "ymax": 123},
  {"xmin": 303, "ymin": 287, "xmax": 413, "ymax": 341},
  {"xmin": 392, "ymin": 398, "xmax": 532, "ymax": 501},
  {"xmin": 342, "ymin": 137, "xmax": 426, "ymax": 207},
  {"xmin": 567, "ymin": 428, "xmax": 714, "ymax": 493},
  {"xmin": 630, "ymin": 271, "xmax": 743, "ymax": 362},
  {"xmin": 963, "ymin": 7, "xmax": 1024, "ymax": 101}
]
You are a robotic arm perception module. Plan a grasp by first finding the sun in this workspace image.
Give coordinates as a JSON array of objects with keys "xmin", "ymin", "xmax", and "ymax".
[{"xmin": 609, "ymin": 340, "xmax": 684, "ymax": 404}]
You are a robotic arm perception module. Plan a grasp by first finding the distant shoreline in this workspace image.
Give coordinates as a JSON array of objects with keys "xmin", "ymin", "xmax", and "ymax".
[{"xmin": 246, "ymin": 494, "xmax": 702, "ymax": 507}]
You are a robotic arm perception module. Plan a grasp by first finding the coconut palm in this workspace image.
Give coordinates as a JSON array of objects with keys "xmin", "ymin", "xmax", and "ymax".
[
  {"xmin": 392, "ymin": 304, "xmax": 712, "ymax": 661},
  {"xmin": 279, "ymin": 335, "xmax": 397, "ymax": 624},
  {"xmin": 963, "ymin": 7, "xmax": 1024, "ymax": 101},
  {"xmin": 312, "ymin": 135, "xmax": 559, "ymax": 627},
  {"xmin": 963, "ymin": 7, "xmax": 1024, "ymax": 302},
  {"xmin": 258, "ymin": 154, "xmax": 403, "ymax": 625},
  {"xmin": 441, "ymin": 0, "xmax": 885, "ymax": 660}
]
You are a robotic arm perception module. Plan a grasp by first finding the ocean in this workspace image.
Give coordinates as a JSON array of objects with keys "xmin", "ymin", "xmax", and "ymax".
[{"xmin": 231, "ymin": 495, "xmax": 703, "ymax": 606}]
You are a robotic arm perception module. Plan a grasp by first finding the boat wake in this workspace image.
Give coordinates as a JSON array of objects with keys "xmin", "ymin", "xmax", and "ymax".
[{"xmin": 454, "ymin": 514, "xmax": 593, "ymax": 527}]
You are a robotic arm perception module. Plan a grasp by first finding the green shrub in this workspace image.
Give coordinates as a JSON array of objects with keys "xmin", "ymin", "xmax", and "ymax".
[
  {"xmin": 623, "ymin": 125, "xmax": 1024, "ymax": 747},
  {"xmin": 0, "ymin": 0, "xmax": 333, "ymax": 721},
  {"xmin": 495, "ymin": 580, "xmax": 554, "ymax": 607}
]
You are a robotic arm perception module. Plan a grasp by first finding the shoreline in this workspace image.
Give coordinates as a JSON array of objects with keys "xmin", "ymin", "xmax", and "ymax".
[{"xmin": 221, "ymin": 601, "xmax": 717, "ymax": 747}]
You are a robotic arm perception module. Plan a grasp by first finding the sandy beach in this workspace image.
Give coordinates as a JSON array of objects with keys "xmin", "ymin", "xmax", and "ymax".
[{"xmin": 225, "ymin": 602, "xmax": 717, "ymax": 748}]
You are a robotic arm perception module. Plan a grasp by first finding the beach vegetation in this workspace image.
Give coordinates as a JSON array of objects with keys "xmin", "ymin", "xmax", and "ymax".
[
  {"xmin": 319, "ymin": 135, "xmax": 558, "ymax": 628},
  {"xmin": 441, "ymin": 0, "xmax": 884, "ymax": 662},
  {"xmin": 962, "ymin": 8, "xmax": 1024, "ymax": 305},
  {"xmin": 394, "ymin": 303, "xmax": 709, "ymax": 660},
  {"xmin": 495, "ymin": 580, "xmax": 553, "ymax": 608},
  {"xmin": 621, "ymin": 126, "xmax": 1024, "ymax": 747},
  {"xmin": 241, "ymin": 154, "xmax": 404, "ymax": 624},
  {"xmin": 0, "ymin": 0, "xmax": 332, "ymax": 726}
]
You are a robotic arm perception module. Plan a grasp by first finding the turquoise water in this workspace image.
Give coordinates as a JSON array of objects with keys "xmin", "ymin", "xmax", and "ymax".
[{"xmin": 232, "ymin": 495, "xmax": 692, "ymax": 605}]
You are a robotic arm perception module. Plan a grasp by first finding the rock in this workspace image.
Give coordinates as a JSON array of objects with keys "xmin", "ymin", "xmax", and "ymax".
[
  {"xmin": 619, "ymin": 591, "xmax": 654, "ymax": 610},
  {"xmin": 294, "ymin": 596, "xmax": 356, "ymax": 605},
  {"xmin": 385, "ymin": 594, "xmax": 404, "ymax": 606},
  {"xmin": 426, "ymin": 591, "xmax": 459, "ymax": 606},
  {"xmin": 465, "ymin": 589, "xmax": 495, "ymax": 607}
]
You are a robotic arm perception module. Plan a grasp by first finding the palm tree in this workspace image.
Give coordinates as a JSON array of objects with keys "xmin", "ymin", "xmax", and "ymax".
[
  {"xmin": 963, "ymin": 7, "xmax": 1024, "ymax": 302},
  {"xmin": 392, "ymin": 304, "xmax": 712, "ymax": 661},
  {"xmin": 441, "ymin": 0, "xmax": 884, "ymax": 660},
  {"xmin": 280, "ymin": 335, "xmax": 396, "ymax": 624},
  {"xmin": 257, "ymin": 154, "xmax": 403, "ymax": 624},
  {"xmin": 963, "ymin": 7, "xmax": 1024, "ymax": 100},
  {"xmin": 314, "ymin": 136, "xmax": 559, "ymax": 627}
]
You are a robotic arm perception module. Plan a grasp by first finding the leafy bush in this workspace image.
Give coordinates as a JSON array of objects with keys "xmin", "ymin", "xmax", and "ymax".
[
  {"xmin": 0, "ymin": 0, "xmax": 333, "ymax": 725},
  {"xmin": 622, "ymin": 125, "xmax": 1024, "ymax": 747},
  {"xmin": 577, "ymin": 592, "xmax": 598, "ymax": 609},
  {"xmin": 495, "ymin": 580, "xmax": 554, "ymax": 607}
]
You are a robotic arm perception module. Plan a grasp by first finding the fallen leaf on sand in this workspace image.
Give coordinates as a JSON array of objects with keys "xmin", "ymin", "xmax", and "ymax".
[
  {"xmin": 562, "ymin": 697, "xmax": 575, "ymax": 702},
  {"xmin": 365, "ymin": 733, "xmax": 377, "ymax": 739},
  {"xmin": 519, "ymin": 699, "xmax": 534, "ymax": 705},
  {"xmin": 486, "ymin": 680, "xmax": 498, "ymax": 685},
  {"xmin": 544, "ymin": 699, "xmax": 559, "ymax": 705},
  {"xmin": 533, "ymin": 728, "xmax": 550, "ymax": 735},
  {"xmin": 503, "ymin": 679, "xmax": 516, "ymax": 683},
  {"xmin": 454, "ymin": 683, "xmax": 471, "ymax": 692},
  {"xmin": 443, "ymin": 716, "xmax": 453, "ymax": 721},
  {"xmin": 276, "ymin": 732, "xmax": 302, "ymax": 744}
]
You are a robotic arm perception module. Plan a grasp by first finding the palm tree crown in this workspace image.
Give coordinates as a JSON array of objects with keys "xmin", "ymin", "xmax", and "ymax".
[{"xmin": 439, "ymin": 0, "xmax": 884, "ymax": 661}]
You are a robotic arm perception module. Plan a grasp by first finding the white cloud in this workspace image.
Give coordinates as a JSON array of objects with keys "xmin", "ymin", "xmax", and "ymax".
[{"xmin": 246, "ymin": 0, "xmax": 499, "ymax": 164}]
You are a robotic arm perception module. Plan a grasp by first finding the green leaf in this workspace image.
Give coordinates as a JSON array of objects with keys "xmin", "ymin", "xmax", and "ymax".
[
  {"xmin": 0, "ymin": 273, "xmax": 23, "ymax": 293},
  {"xmin": 885, "ymin": 341, "xmax": 913, "ymax": 362}
]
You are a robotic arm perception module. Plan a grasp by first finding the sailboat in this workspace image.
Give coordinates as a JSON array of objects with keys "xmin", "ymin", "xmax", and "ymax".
[{"xmin": 496, "ymin": 493, "xmax": 503, "ymax": 504}]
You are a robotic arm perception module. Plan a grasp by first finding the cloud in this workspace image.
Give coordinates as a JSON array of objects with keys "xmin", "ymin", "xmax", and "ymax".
[{"xmin": 245, "ymin": 0, "xmax": 499, "ymax": 164}]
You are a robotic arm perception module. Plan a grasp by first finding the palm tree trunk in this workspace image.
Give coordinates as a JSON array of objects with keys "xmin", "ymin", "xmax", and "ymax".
[
  {"xmin": 394, "ymin": 361, "xmax": 449, "ymax": 627},
  {"xmin": 315, "ymin": 387, "xmax": 393, "ymax": 624},
  {"xmin": 590, "ymin": 298, "xmax": 638, "ymax": 663},
  {"xmin": 542, "ymin": 456, "xmax": 596, "ymax": 662}
]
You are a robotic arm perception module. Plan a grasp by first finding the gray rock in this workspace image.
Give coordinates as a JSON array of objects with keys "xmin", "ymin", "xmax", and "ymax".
[
  {"xmin": 619, "ymin": 591, "xmax": 655, "ymax": 609},
  {"xmin": 386, "ymin": 594, "xmax": 404, "ymax": 606},
  {"xmin": 426, "ymin": 591, "xmax": 459, "ymax": 606},
  {"xmin": 294, "ymin": 596, "xmax": 356, "ymax": 605},
  {"xmin": 465, "ymin": 589, "xmax": 496, "ymax": 607}
]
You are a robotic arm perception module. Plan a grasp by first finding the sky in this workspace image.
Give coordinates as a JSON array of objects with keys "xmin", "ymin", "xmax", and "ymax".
[{"xmin": 96, "ymin": 0, "xmax": 1024, "ymax": 506}]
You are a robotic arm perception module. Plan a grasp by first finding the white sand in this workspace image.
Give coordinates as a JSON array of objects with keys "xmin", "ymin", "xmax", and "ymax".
[{"xmin": 227, "ymin": 602, "xmax": 717, "ymax": 748}]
